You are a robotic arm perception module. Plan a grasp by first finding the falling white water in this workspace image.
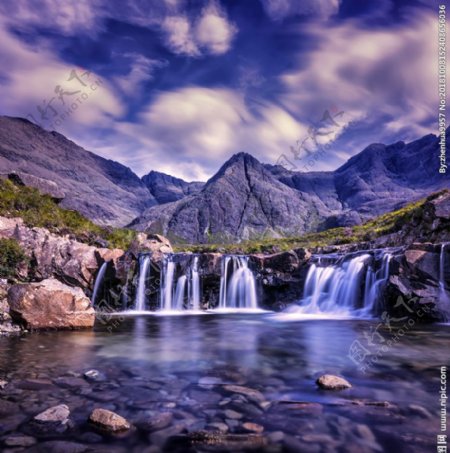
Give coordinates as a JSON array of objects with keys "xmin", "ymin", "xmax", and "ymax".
[
  {"xmin": 161, "ymin": 257, "xmax": 176, "ymax": 311},
  {"xmin": 439, "ymin": 243, "xmax": 450, "ymax": 306},
  {"xmin": 135, "ymin": 255, "xmax": 151, "ymax": 311},
  {"xmin": 191, "ymin": 256, "xmax": 200, "ymax": 310},
  {"xmin": 160, "ymin": 254, "xmax": 202, "ymax": 312},
  {"xmin": 284, "ymin": 251, "xmax": 393, "ymax": 318},
  {"xmin": 218, "ymin": 256, "xmax": 258, "ymax": 310},
  {"xmin": 91, "ymin": 262, "xmax": 108, "ymax": 306}
]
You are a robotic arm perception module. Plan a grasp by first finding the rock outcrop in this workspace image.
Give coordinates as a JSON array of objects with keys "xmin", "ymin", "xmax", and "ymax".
[
  {"xmin": 8, "ymin": 278, "xmax": 95, "ymax": 329},
  {"xmin": 0, "ymin": 216, "xmax": 124, "ymax": 291}
]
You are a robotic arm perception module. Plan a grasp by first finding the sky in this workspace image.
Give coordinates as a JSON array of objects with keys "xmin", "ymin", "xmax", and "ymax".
[{"xmin": 0, "ymin": 0, "xmax": 443, "ymax": 181}]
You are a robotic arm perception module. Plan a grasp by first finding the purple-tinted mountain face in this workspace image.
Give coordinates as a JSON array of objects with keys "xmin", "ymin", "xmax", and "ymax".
[
  {"xmin": 0, "ymin": 115, "xmax": 448, "ymax": 241},
  {"xmin": 132, "ymin": 131, "xmax": 449, "ymax": 242}
]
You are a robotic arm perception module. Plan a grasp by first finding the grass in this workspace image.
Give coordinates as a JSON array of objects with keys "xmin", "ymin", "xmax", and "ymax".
[
  {"xmin": 0, "ymin": 237, "xmax": 27, "ymax": 279},
  {"xmin": 0, "ymin": 178, "xmax": 137, "ymax": 249},
  {"xmin": 174, "ymin": 190, "xmax": 447, "ymax": 254}
]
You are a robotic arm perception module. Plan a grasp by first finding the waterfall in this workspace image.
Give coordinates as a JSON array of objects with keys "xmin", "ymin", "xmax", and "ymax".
[
  {"xmin": 134, "ymin": 255, "xmax": 151, "ymax": 311},
  {"xmin": 217, "ymin": 256, "xmax": 258, "ymax": 310},
  {"xmin": 191, "ymin": 256, "xmax": 200, "ymax": 310},
  {"xmin": 286, "ymin": 250, "xmax": 393, "ymax": 318},
  {"xmin": 91, "ymin": 262, "xmax": 107, "ymax": 306},
  {"xmin": 440, "ymin": 243, "xmax": 450, "ymax": 306},
  {"xmin": 160, "ymin": 254, "xmax": 202, "ymax": 312}
]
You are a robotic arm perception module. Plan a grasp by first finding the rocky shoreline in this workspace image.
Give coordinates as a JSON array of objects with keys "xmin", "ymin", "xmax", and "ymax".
[{"xmin": 0, "ymin": 190, "xmax": 448, "ymax": 332}]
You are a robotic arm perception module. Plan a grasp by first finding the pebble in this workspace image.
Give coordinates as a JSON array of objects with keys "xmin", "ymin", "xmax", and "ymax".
[
  {"xmin": 223, "ymin": 385, "xmax": 265, "ymax": 403},
  {"xmin": 83, "ymin": 369, "xmax": 107, "ymax": 383},
  {"xmin": 4, "ymin": 435, "xmax": 37, "ymax": 447},
  {"xmin": 89, "ymin": 408, "xmax": 131, "ymax": 432},
  {"xmin": 316, "ymin": 375, "xmax": 352, "ymax": 390},
  {"xmin": 207, "ymin": 422, "xmax": 229, "ymax": 432},
  {"xmin": 408, "ymin": 404, "xmax": 433, "ymax": 419},
  {"xmin": 242, "ymin": 422, "xmax": 264, "ymax": 433},
  {"xmin": 0, "ymin": 379, "xmax": 8, "ymax": 389},
  {"xmin": 138, "ymin": 412, "xmax": 173, "ymax": 432},
  {"xmin": 34, "ymin": 404, "xmax": 70, "ymax": 424},
  {"xmin": 224, "ymin": 409, "xmax": 243, "ymax": 420}
]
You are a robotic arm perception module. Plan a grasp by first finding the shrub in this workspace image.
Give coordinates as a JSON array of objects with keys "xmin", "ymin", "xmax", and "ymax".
[{"xmin": 0, "ymin": 238, "xmax": 27, "ymax": 279}]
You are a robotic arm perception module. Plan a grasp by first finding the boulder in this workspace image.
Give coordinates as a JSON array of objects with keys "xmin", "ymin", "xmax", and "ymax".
[
  {"xmin": 8, "ymin": 278, "xmax": 95, "ymax": 329},
  {"xmin": 316, "ymin": 375, "xmax": 352, "ymax": 390},
  {"xmin": 0, "ymin": 216, "xmax": 124, "ymax": 291},
  {"xmin": 5, "ymin": 172, "xmax": 65, "ymax": 202},
  {"xmin": 129, "ymin": 233, "xmax": 173, "ymax": 262},
  {"xmin": 89, "ymin": 408, "xmax": 131, "ymax": 432}
]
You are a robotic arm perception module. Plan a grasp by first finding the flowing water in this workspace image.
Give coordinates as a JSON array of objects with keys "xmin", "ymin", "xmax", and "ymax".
[
  {"xmin": 91, "ymin": 262, "xmax": 107, "ymax": 306},
  {"xmin": 134, "ymin": 254, "xmax": 152, "ymax": 312},
  {"xmin": 284, "ymin": 250, "xmax": 394, "ymax": 319},
  {"xmin": 0, "ymin": 315, "xmax": 447, "ymax": 452},
  {"xmin": 217, "ymin": 255, "xmax": 259, "ymax": 312}
]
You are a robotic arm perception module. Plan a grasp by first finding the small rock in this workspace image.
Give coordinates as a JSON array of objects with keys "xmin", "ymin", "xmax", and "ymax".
[
  {"xmin": 224, "ymin": 409, "xmax": 243, "ymax": 420},
  {"xmin": 242, "ymin": 422, "xmax": 264, "ymax": 433},
  {"xmin": 223, "ymin": 385, "xmax": 265, "ymax": 403},
  {"xmin": 137, "ymin": 412, "xmax": 173, "ymax": 432},
  {"xmin": 34, "ymin": 404, "xmax": 70, "ymax": 423},
  {"xmin": 0, "ymin": 379, "xmax": 8, "ymax": 389},
  {"xmin": 408, "ymin": 404, "xmax": 433, "ymax": 419},
  {"xmin": 199, "ymin": 376, "xmax": 223, "ymax": 386},
  {"xmin": 89, "ymin": 408, "xmax": 131, "ymax": 432},
  {"xmin": 316, "ymin": 375, "xmax": 352, "ymax": 390},
  {"xmin": 83, "ymin": 370, "xmax": 107, "ymax": 383},
  {"xmin": 207, "ymin": 422, "xmax": 229, "ymax": 433},
  {"xmin": 4, "ymin": 435, "xmax": 36, "ymax": 447}
]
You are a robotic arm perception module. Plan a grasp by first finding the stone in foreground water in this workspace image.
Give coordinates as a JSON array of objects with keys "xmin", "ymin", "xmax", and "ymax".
[
  {"xmin": 89, "ymin": 408, "xmax": 131, "ymax": 432},
  {"xmin": 316, "ymin": 375, "xmax": 352, "ymax": 390}
]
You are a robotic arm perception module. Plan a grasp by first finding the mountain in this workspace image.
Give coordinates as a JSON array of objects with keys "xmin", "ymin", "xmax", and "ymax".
[
  {"xmin": 142, "ymin": 171, "xmax": 204, "ymax": 204},
  {"xmin": 131, "ymin": 152, "xmax": 340, "ymax": 242},
  {"xmin": 0, "ymin": 116, "xmax": 156, "ymax": 226},
  {"xmin": 131, "ymin": 131, "xmax": 449, "ymax": 242}
]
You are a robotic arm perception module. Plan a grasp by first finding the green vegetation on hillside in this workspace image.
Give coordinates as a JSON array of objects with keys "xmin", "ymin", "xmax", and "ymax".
[
  {"xmin": 0, "ymin": 237, "xmax": 27, "ymax": 278},
  {"xmin": 0, "ymin": 179, "xmax": 136, "ymax": 249},
  {"xmin": 174, "ymin": 190, "xmax": 447, "ymax": 254}
]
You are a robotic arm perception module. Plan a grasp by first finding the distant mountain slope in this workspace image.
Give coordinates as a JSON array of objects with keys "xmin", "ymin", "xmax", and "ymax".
[
  {"xmin": 131, "ymin": 130, "xmax": 449, "ymax": 242},
  {"xmin": 0, "ymin": 116, "xmax": 156, "ymax": 226},
  {"xmin": 130, "ymin": 153, "xmax": 329, "ymax": 242},
  {"xmin": 142, "ymin": 171, "xmax": 204, "ymax": 204}
]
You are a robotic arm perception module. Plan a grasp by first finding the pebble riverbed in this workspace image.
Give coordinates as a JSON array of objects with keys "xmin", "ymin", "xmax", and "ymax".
[{"xmin": 0, "ymin": 314, "xmax": 448, "ymax": 452}]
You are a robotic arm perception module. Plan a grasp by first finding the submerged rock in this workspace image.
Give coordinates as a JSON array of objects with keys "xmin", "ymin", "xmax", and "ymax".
[
  {"xmin": 8, "ymin": 279, "xmax": 95, "ymax": 330},
  {"xmin": 34, "ymin": 405, "xmax": 70, "ymax": 424},
  {"xmin": 83, "ymin": 369, "xmax": 107, "ymax": 383},
  {"xmin": 88, "ymin": 408, "xmax": 131, "ymax": 432},
  {"xmin": 316, "ymin": 375, "xmax": 352, "ymax": 390}
]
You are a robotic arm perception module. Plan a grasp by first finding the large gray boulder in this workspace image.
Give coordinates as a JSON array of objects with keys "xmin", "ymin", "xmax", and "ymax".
[{"xmin": 8, "ymin": 278, "xmax": 95, "ymax": 329}]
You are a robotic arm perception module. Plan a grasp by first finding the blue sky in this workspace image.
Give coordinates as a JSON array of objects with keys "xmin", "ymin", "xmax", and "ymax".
[{"xmin": 0, "ymin": 0, "xmax": 441, "ymax": 180}]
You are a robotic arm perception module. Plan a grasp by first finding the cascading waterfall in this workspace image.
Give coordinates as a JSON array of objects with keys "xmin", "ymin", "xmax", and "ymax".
[
  {"xmin": 191, "ymin": 256, "xmax": 200, "ymax": 310},
  {"xmin": 91, "ymin": 262, "xmax": 107, "ymax": 306},
  {"xmin": 160, "ymin": 254, "xmax": 202, "ymax": 312},
  {"xmin": 287, "ymin": 250, "xmax": 393, "ymax": 317},
  {"xmin": 218, "ymin": 256, "xmax": 258, "ymax": 310},
  {"xmin": 134, "ymin": 254, "xmax": 151, "ymax": 311}
]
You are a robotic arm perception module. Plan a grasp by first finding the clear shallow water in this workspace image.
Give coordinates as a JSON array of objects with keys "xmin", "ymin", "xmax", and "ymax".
[{"xmin": 0, "ymin": 314, "xmax": 448, "ymax": 452}]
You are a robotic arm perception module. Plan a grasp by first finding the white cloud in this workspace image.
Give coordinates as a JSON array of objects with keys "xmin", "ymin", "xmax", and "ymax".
[
  {"xmin": 0, "ymin": 0, "xmax": 99, "ymax": 36},
  {"xmin": 0, "ymin": 17, "xmax": 124, "ymax": 135},
  {"xmin": 114, "ymin": 53, "xmax": 167, "ymax": 97},
  {"xmin": 162, "ymin": 2, "xmax": 237, "ymax": 57},
  {"xmin": 279, "ymin": 12, "xmax": 447, "ymax": 145}
]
